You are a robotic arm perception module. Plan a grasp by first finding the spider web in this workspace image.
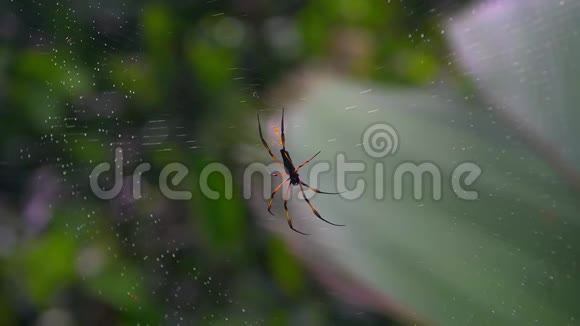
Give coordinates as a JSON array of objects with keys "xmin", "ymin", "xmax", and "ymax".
[{"xmin": 0, "ymin": 0, "xmax": 475, "ymax": 324}]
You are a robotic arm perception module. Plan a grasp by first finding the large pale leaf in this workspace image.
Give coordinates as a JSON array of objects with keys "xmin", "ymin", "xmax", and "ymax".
[
  {"xmin": 448, "ymin": 0, "xmax": 580, "ymax": 173},
  {"xmin": 241, "ymin": 0, "xmax": 580, "ymax": 324},
  {"xmin": 242, "ymin": 75, "xmax": 580, "ymax": 325}
]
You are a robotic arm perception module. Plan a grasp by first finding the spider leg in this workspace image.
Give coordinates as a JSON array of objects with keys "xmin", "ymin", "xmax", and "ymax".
[
  {"xmin": 271, "ymin": 172, "xmax": 287, "ymax": 177},
  {"xmin": 283, "ymin": 183, "xmax": 309, "ymax": 235},
  {"xmin": 280, "ymin": 108, "xmax": 286, "ymax": 149},
  {"xmin": 267, "ymin": 178, "xmax": 290, "ymax": 215},
  {"xmin": 257, "ymin": 113, "xmax": 284, "ymax": 169},
  {"xmin": 296, "ymin": 150, "xmax": 321, "ymax": 172},
  {"xmin": 299, "ymin": 183, "xmax": 345, "ymax": 226},
  {"xmin": 301, "ymin": 181, "xmax": 343, "ymax": 195}
]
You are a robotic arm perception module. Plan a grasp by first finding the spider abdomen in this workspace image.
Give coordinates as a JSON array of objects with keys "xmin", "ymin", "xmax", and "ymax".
[{"xmin": 280, "ymin": 149, "xmax": 301, "ymax": 185}]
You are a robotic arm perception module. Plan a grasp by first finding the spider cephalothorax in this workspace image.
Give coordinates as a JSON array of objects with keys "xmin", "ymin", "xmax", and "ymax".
[{"xmin": 257, "ymin": 108, "xmax": 344, "ymax": 235}]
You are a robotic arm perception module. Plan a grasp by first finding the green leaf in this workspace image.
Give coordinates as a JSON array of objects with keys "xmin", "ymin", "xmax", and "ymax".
[
  {"xmin": 245, "ymin": 76, "xmax": 580, "ymax": 325},
  {"xmin": 17, "ymin": 233, "xmax": 77, "ymax": 305},
  {"xmin": 448, "ymin": 0, "xmax": 580, "ymax": 170}
]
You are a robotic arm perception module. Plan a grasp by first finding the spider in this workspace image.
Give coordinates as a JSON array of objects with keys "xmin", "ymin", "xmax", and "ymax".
[{"xmin": 257, "ymin": 108, "xmax": 344, "ymax": 235}]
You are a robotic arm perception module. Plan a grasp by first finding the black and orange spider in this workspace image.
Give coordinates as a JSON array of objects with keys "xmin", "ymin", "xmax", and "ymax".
[{"xmin": 257, "ymin": 108, "xmax": 344, "ymax": 235}]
